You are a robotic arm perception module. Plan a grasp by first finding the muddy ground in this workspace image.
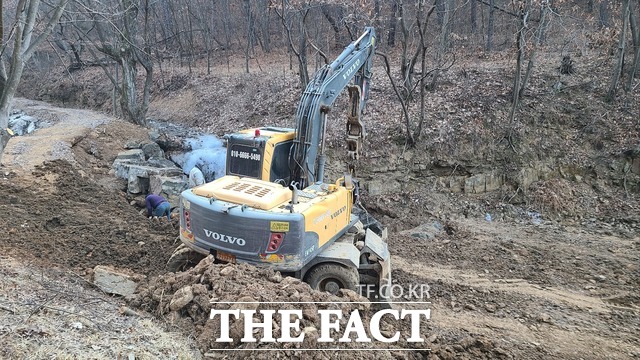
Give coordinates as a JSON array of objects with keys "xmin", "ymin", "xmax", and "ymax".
[{"xmin": 0, "ymin": 97, "xmax": 638, "ymax": 359}]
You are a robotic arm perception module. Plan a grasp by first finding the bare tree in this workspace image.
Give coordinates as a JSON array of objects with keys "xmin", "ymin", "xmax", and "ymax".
[
  {"xmin": 0, "ymin": 0, "xmax": 69, "ymax": 162},
  {"xmin": 274, "ymin": 0, "xmax": 310, "ymax": 87},
  {"xmin": 471, "ymin": 0, "xmax": 478, "ymax": 32},
  {"xmin": 607, "ymin": 0, "xmax": 631, "ymax": 102},
  {"xmin": 387, "ymin": 1, "xmax": 398, "ymax": 47},
  {"xmin": 385, "ymin": 0, "xmax": 444, "ymax": 146},
  {"xmin": 74, "ymin": 0, "xmax": 154, "ymax": 126},
  {"xmin": 487, "ymin": 0, "xmax": 495, "ymax": 51},
  {"xmin": 627, "ymin": 0, "xmax": 640, "ymax": 93},
  {"xmin": 321, "ymin": 3, "xmax": 345, "ymax": 47}
]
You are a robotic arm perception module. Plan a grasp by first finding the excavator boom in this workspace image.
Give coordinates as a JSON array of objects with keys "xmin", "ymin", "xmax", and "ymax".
[{"xmin": 290, "ymin": 27, "xmax": 376, "ymax": 189}]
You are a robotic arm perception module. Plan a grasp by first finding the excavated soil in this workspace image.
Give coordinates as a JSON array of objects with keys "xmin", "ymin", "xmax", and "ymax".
[{"xmin": 0, "ymin": 160, "xmax": 177, "ymax": 276}]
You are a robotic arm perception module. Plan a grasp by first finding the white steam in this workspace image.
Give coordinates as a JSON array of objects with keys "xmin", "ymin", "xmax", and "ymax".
[{"xmin": 173, "ymin": 135, "xmax": 226, "ymax": 182}]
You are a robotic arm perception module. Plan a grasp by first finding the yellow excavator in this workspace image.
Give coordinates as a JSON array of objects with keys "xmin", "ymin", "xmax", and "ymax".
[{"xmin": 169, "ymin": 27, "xmax": 390, "ymax": 300}]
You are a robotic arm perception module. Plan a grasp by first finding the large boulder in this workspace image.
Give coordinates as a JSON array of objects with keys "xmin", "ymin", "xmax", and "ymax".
[
  {"xmin": 126, "ymin": 164, "xmax": 183, "ymax": 194},
  {"xmin": 112, "ymin": 149, "xmax": 145, "ymax": 178},
  {"xmin": 149, "ymin": 174, "xmax": 188, "ymax": 204},
  {"xmin": 141, "ymin": 142, "xmax": 165, "ymax": 160},
  {"xmin": 113, "ymin": 149, "xmax": 184, "ymax": 194},
  {"xmin": 8, "ymin": 114, "xmax": 38, "ymax": 136}
]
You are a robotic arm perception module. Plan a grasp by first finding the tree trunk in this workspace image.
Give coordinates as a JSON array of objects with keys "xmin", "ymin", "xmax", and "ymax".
[
  {"xmin": 120, "ymin": 56, "xmax": 142, "ymax": 125},
  {"xmin": 439, "ymin": 0, "xmax": 452, "ymax": 55},
  {"xmin": 244, "ymin": 0, "xmax": 252, "ymax": 73},
  {"xmin": 471, "ymin": 0, "xmax": 477, "ymax": 32},
  {"xmin": 487, "ymin": 0, "xmax": 495, "ymax": 51},
  {"xmin": 626, "ymin": 2, "xmax": 640, "ymax": 92},
  {"xmin": 387, "ymin": 1, "xmax": 398, "ymax": 47},
  {"xmin": 607, "ymin": 0, "xmax": 630, "ymax": 102},
  {"xmin": 508, "ymin": 4, "xmax": 526, "ymax": 133},
  {"xmin": 599, "ymin": 0, "xmax": 610, "ymax": 28},
  {"xmin": 0, "ymin": 0, "xmax": 68, "ymax": 162},
  {"xmin": 321, "ymin": 4, "xmax": 342, "ymax": 46},
  {"xmin": 520, "ymin": 1, "xmax": 548, "ymax": 98},
  {"xmin": 297, "ymin": 13, "xmax": 309, "ymax": 87}
]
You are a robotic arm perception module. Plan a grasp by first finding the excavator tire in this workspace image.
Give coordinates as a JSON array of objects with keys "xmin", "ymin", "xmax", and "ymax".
[
  {"xmin": 166, "ymin": 243, "xmax": 205, "ymax": 272},
  {"xmin": 305, "ymin": 263, "xmax": 360, "ymax": 295}
]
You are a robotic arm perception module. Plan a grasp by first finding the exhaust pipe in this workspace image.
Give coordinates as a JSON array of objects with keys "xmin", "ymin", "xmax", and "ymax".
[
  {"xmin": 289, "ymin": 184, "xmax": 299, "ymax": 204},
  {"xmin": 288, "ymin": 184, "xmax": 299, "ymax": 213}
]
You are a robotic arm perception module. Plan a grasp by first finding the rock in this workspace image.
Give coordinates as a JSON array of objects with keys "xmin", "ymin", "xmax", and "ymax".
[
  {"xmin": 142, "ymin": 142, "xmax": 165, "ymax": 160},
  {"xmin": 364, "ymin": 180, "xmax": 386, "ymax": 196},
  {"xmin": 93, "ymin": 265, "xmax": 144, "ymax": 297},
  {"xmin": 269, "ymin": 272, "xmax": 283, "ymax": 283},
  {"xmin": 124, "ymin": 140, "xmax": 143, "ymax": 149},
  {"xmin": 114, "ymin": 149, "xmax": 145, "ymax": 164},
  {"xmin": 219, "ymin": 266, "xmax": 234, "ymax": 276},
  {"xmin": 303, "ymin": 326, "xmax": 318, "ymax": 335},
  {"xmin": 302, "ymin": 307, "xmax": 319, "ymax": 322},
  {"xmin": 230, "ymin": 296, "xmax": 259, "ymax": 311},
  {"xmin": 427, "ymin": 333, "xmax": 438, "ymax": 343},
  {"xmin": 148, "ymin": 158, "xmax": 181, "ymax": 169},
  {"xmin": 485, "ymin": 304, "xmax": 496, "ymax": 313},
  {"xmin": 150, "ymin": 131, "xmax": 185, "ymax": 152},
  {"xmin": 402, "ymin": 222, "xmax": 442, "ymax": 240},
  {"xmin": 8, "ymin": 114, "xmax": 38, "ymax": 136},
  {"xmin": 595, "ymin": 275, "xmax": 607, "ymax": 282},
  {"xmin": 119, "ymin": 306, "xmax": 141, "ymax": 317},
  {"xmin": 464, "ymin": 303, "xmax": 476, "ymax": 311},
  {"xmin": 26, "ymin": 121, "xmax": 36, "ymax": 134},
  {"xmin": 70, "ymin": 322, "xmax": 83, "ymax": 330},
  {"xmin": 112, "ymin": 150, "xmax": 183, "ymax": 195},
  {"xmin": 536, "ymin": 313, "xmax": 552, "ymax": 323},
  {"xmin": 464, "ymin": 173, "xmax": 505, "ymax": 194},
  {"xmin": 149, "ymin": 174, "xmax": 187, "ymax": 203},
  {"xmin": 125, "ymin": 164, "xmax": 183, "ymax": 194},
  {"xmin": 170, "ymin": 285, "xmax": 194, "ymax": 311},
  {"xmin": 464, "ymin": 175, "xmax": 484, "ymax": 194},
  {"xmin": 448, "ymin": 176, "xmax": 466, "ymax": 193}
]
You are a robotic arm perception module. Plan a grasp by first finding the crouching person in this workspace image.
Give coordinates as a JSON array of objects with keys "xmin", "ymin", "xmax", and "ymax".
[{"xmin": 145, "ymin": 194, "xmax": 171, "ymax": 221}]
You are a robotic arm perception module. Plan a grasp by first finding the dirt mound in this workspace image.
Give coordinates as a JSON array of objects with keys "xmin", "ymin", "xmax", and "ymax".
[{"xmin": 0, "ymin": 160, "xmax": 176, "ymax": 275}]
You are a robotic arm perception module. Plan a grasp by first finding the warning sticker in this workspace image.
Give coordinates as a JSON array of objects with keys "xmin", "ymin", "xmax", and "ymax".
[{"xmin": 270, "ymin": 221, "xmax": 290, "ymax": 232}]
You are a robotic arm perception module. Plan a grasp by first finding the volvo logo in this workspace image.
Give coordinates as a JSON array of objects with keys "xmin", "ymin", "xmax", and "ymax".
[
  {"xmin": 342, "ymin": 59, "xmax": 361, "ymax": 80},
  {"xmin": 203, "ymin": 229, "xmax": 246, "ymax": 246}
]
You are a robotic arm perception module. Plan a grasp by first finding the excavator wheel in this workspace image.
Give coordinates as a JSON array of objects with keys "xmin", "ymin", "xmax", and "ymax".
[
  {"xmin": 166, "ymin": 243, "xmax": 205, "ymax": 272},
  {"xmin": 305, "ymin": 263, "xmax": 359, "ymax": 295}
]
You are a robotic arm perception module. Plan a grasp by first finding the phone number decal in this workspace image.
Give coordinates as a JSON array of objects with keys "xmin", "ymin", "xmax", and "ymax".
[{"xmin": 231, "ymin": 150, "xmax": 261, "ymax": 161}]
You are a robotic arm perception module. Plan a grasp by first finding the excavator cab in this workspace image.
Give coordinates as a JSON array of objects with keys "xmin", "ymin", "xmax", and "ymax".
[{"xmin": 225, "ymin": 127, "xmax": 294, "ymax": 184}]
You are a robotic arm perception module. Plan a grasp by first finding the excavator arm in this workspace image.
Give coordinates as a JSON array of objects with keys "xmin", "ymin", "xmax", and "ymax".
[{"xmin": 289, "ymin": 27, "xmax": 376, "ymax": 189}]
